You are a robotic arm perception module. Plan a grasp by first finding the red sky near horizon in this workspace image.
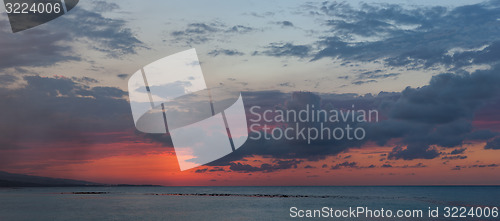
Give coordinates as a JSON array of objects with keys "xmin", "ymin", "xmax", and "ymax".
[{"xmin": 2, "ymin": 129, "xmax": 498, "ymax": 186}]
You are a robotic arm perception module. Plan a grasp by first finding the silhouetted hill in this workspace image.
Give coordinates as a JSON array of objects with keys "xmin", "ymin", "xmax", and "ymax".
[{"xmin": 0, "ymin": 171, "xmax": 101, "ymax": 187}]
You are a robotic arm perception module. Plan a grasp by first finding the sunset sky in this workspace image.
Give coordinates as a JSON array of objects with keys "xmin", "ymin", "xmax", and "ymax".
[{"xmin": 0, "ymin": 0, "xmax": 499, "ymax": 186}]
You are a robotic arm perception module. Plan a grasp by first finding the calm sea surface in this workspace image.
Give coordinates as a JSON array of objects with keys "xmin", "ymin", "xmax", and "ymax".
[{"xmin": 0, "ymin": 186, "xmax": 498, "ymax": 220}]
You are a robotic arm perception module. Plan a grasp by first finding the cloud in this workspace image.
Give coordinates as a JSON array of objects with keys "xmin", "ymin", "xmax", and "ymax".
[
  {"xmin": 209, "ymin": 167, "xmax": 225, "ymax": 172},
  {"xmin": 117, "ymin": 74, "xmax": 128, "ymax": 79},
  {"xmin": 4, "ymin": 85, "xmax": 193, "ymax": 172},
  {"xmin": 229, "ymin": 160, "xmax": 302, "ymax": 173},
  {"xmin": 71, "ymin": 76, "xmax": 99, "ymax": 84},
  {"xmin": 91, "ymin": 0, "xmax": 120, "ymax": 12},
  {"xmin": 400, "ymin": 163, "xmax": 427, "ymax": 168},
  {"xmin": 208, "ymin": 66, "xmax": 500, "ymax": 163},
  {"xmin": 309, "ymin": 1, "xmax": 500, "ymax": 69},
  {"xmin": 247, "ymin": 12, "xmax": 275, "ymax": 18},
  {"xmin": 380, "ymin": 133, "xmax": 455, "ymax": 160},
  {"xmin": 352, "ymin": 80, "xmax": 377, "ymax": 85},
  {"xmin": 275, "ymin": 21, "xmax": 294, "ymax": 27},
  {"xmin": 50, "ymin": 7, "xmax": 146, "ymax": 57},
  {"xmin": 455, "ymin": 164, "xmax": 499, "ymax": 170},
  {"xmin": 254, "ymin": 42, "xmax": 311, "ymax": 58},
  {"xmin": 0, "ymin": 74, "xmax": 19, "ymax": 84},
  {"xmin": 362, "ymin": 65, "xmax": 500, "ymax": 159},
  {"xmin": 278, "ymin": 82, "xmax": 295, "ymax": 88},
  {"xmin": 172, "ymin": 23, "xmax": 219, "ymax": 37},
  {"xmin": 0, "ymin": 3, "xmax": 144, "ymax": 70},
  {"xmin": 8, "ymin": 59, "xmax": 493, "ymax": 170},
  {"xmin": 194, "ymin": 168, "xmax": 208, "ymax": 173},
  {"xmin": 0, "ymin": 75, "xmax": 154, "ymax": 171},
  {"xmin": 331, "ymin": 161, "xmax": 358, "ymax": 170},
  {"xmin": 356, "ymin": 70, "xmax": 400, "ymax": 80},
  {"xmin": 227, "ymin": 25, "xmax": 254, "ymax": 34},
  {"xmin": 208, "ymin": 49, "xmax": 245, "ymax": 57},
  {"xmin": 0, "ymin": 20, "xmax": 79, "ymax": 70},
  {"xmin": 485, "ymin": 137, "xmax": 500, "ymax": 149},
  {"xmin": 468, "ymin": 164, "xmax": 498, "ymax": 168},
  {"xmin": 170, "ymin": 22, "xmax": 254, "ymax": 46},
  {"xmin": 450, "ymin": 148, "xmax": 467, "ymax": 155},
  {"xmin": 442, "ymin": 155, "xmax": 467, "ymax": 160}
]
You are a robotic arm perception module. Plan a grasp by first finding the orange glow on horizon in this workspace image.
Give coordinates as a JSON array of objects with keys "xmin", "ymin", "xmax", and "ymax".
[{"xmin": 2, "ymin": 140, "xmax": 495, "ymax": 186}]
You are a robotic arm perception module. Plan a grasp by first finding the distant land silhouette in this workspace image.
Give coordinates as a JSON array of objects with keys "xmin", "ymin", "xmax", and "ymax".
[
  {"xmin": 0, "ymin": 171, "xmax": 101, "ymax": 187},
  {"xmin": 0, "ymin": 171, "xmax": 160, "ymax": 187}
]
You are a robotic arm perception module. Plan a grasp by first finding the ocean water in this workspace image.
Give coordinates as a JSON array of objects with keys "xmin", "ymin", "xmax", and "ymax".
[{"xmin": 0, "ymin": 186, "xmax": 498, "ymax": 220}]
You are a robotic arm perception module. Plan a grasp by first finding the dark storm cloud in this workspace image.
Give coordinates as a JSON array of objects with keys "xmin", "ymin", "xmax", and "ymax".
[
  {"xmin": 0, "ymin": 74, "xmax": 19, "ymax": 84},
  {"xmin": 466, "ymin": 130, "xmax": 498, "ymax": 140},
  {"xmin": 205, "ymin": 91, "xmax": 374, "ymax": 166},
  {"xmin": 306, "ymin": 1, "xmax": 500, "ymax": 69},
  {"xmin": 485, "ymin": 137, "xmax": 500, "ymax": 149},
  {"xmin": 0, "ymin": 75, "xmax": 144, "ymax": 160},
  {"xmin": 208, "ymin": 65, "xmax": 500, "ymax": 164},
  {"xmin": 0, "ymin": 74, "xmax": 177, "ymax": 170},
  {"xmin": 0, "ymin": 3, "xmax": 144, "ymax": 70},
  {"xmin": 0, "ymin": 20, "xmax": 79, "ymax": 70},
  {"xmin": 391, "ymin": 71, "xmax": 500, "ymax": 123},
  {"xmin": 376, "ymin": 66, "xmax": 500, "ymax": 159}
]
